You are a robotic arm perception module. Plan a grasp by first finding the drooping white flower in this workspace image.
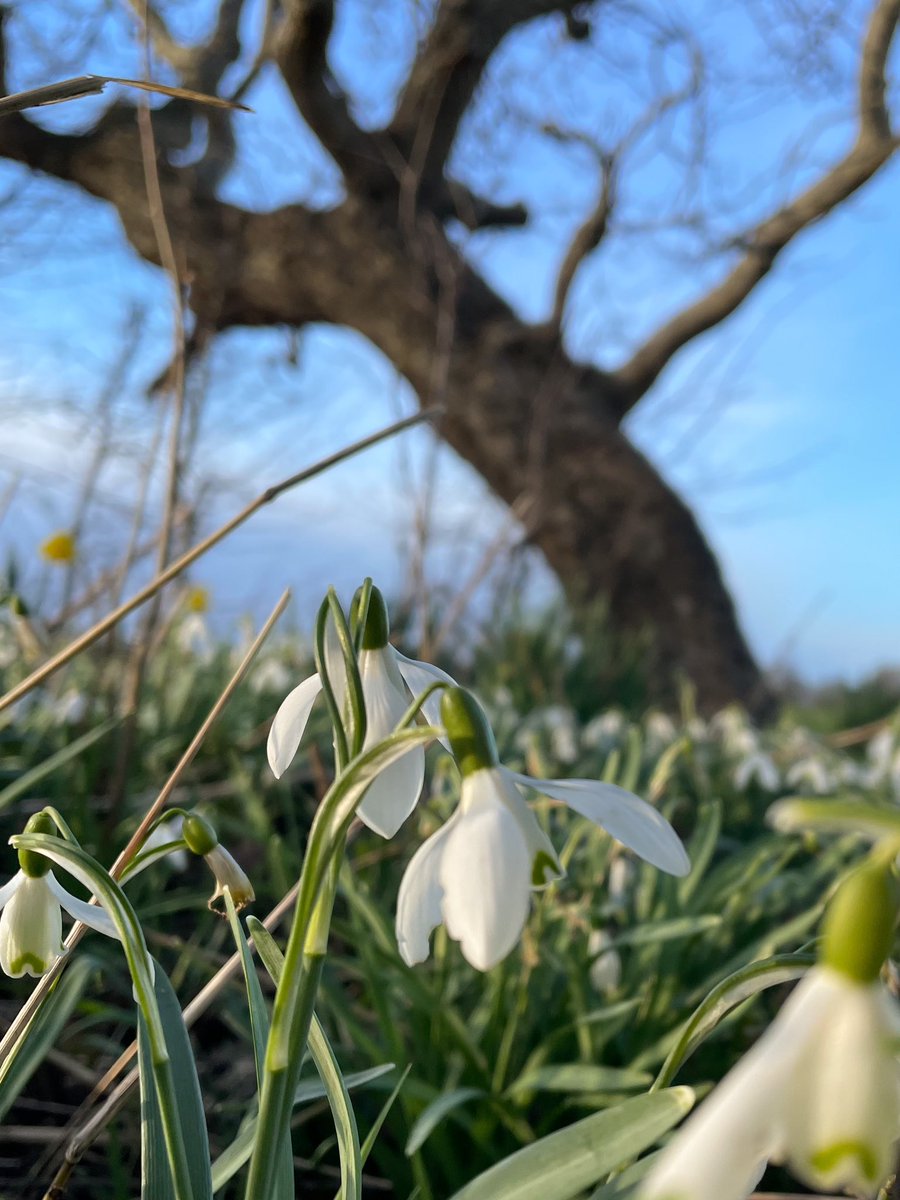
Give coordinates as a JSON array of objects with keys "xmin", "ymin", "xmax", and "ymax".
[
  {"xmin": 733, "ymin": 748, "xmax": 780, "ymax": 792},
  {"xmin": 396, "ymin": 688, "xmax": 690, "ymax": 971},
  {"xmin": 587, "ymin": 928, "xmax": 622, "ymax": 993},
  {"xmin": 785, "ymin": 755, "xmax": 833, "ymax": 795},
  {"xmin": 267, "ymin": 587, "xmax": 454, "ymax": 838},
  {"xmin": 0, "ymin": 814, "xmax": 118, "ymax": 978},
  {"xmin": 182, "ymin": 813, "xmax": 255, "ymax": 912},
  {"xmin": 640, "ymin": 860, "xmax": 900, "ymax": 1200}
]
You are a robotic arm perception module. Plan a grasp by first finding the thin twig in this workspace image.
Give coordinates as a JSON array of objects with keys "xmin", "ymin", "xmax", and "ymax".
[
  {"xmin": 0, "ymin": 590, "xmax": 289, "ymax": 1073},
  {"xmin": 0, "ymin": 407, "xmax": 440, "ymax": 716}
]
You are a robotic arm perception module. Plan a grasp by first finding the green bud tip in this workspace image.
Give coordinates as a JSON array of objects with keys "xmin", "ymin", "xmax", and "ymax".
[
  {"xmin": 354, "ymin": 584, "xmax": 390, "ymax": 650},
  {"xmin": 821, "ymin": 858, "xmax": 899, "ymax": 983},
  {"xmin": 182, "ymin": 813, "xmax": 219, "ymax": 858},
  {"xmin": 18, "ymin": 811, "xmax": 55, "ymax": 878},
  {"xmin": 440, "ymin": 687, "xmax": 499, "ymax": 777}
]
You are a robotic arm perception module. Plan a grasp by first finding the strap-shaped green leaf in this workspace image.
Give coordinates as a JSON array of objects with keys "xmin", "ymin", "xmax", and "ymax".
[{"xmin": 445, "ymin": 1088, "xmax": 695, "ymax": 1200}]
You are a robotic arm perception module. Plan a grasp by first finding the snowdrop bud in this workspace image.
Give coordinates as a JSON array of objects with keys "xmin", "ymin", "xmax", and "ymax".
[
  {"xmin": 182, "ymin": 814, "xmax": 254, "ymax": 911},
  {"xmin": 356, "ymin": 585, "xmax": 390, "ymax": 650},
  {"xmin": 441, "ymin": 687, "xmax": 499, "ymax": 777},
  {"xmin": 182, "ymin": 813, "xmax": 218, "ymax": 858},
  {"xmin": 822, "ymin": 859, "xmax": 899, "ymax": 984},
  {"xmin": 17, "ymin": 812, "xmax": 55, "ymax": 879}
]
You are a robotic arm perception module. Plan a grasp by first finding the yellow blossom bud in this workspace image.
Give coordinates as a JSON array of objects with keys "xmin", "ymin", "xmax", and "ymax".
[{"xmin": 40, "ymin": 531, "xmax": 76, "ymax": 565}]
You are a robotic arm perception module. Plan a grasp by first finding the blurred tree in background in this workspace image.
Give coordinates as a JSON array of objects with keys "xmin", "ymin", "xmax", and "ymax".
[{"xmin": 0, "ymin": 0, "xmax": 896, "ymax": 711}]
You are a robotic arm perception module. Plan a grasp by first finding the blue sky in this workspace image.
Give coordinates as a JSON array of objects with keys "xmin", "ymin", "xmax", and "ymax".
[{"xmin": 0, "ymin": 0, "xmax": 897, "ymax": 684}]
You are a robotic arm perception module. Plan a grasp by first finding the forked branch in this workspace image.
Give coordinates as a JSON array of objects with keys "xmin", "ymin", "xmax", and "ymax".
[{"xmin": 610, "ymin": 0, "xmax": 900, "ymax": 414}]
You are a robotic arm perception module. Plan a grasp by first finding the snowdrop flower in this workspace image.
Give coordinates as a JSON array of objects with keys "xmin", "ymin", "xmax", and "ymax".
[
  {"xmin": 0, "ymin": 813, "xmax": 118, "ymax": 977},
  {"xmin": 583, "ymin": 710, "xmax": 626, "ymax": 751},
  {"xmin": 640, "ymin": 858, "xmax": 900, "ymax": 1200},
  {"xmin": 588, "ymin": 928, "xmax": 622, "ymax": 993},
  {"xmin": 733, "ymin": 748, "xmax": 780, "ymax": 792},
  {"xmin": 182, "ymin": 813, "xmax": 255, "ymax": 913},
  {"xmin": 142, "ymin": 816, "xmax": 189, "ymax": 873},
  {"xmin": 396, "ymin": 688, "xmax": 689, "ymax": 971},
  {"xmin": 177, "ymin": 612, "xmax": 214, "ymax": 663},
  {"xmin": 267, "ymin": 587, "xmax": 454, "ymax": 838},
  {"xmin": 51, "ymin": 687, "xmax": 88, "ymax": 726},
  {"xmin": 645, "ymin": 711, "xmax": 677, "ymax": 753},
  {"xmin": 785, "ymin": 755, "xmax": 834, "ymax": 795},
  {"xmin": 866, "ymin": 728, "xmax": 900, "ymax": 797}
]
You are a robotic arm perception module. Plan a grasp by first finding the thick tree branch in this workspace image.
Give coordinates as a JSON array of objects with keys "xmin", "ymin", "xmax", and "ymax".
[
  {"xmin": 390, "ymin": 0, "xmax": 585, "ymax": 210},
  {"xmin": 276, "ymin": 0, "xmax": 394, "ymax": 193},
  {"xmin": 610, "ymin": 0, "xmax": 899, "ymax": 414}
]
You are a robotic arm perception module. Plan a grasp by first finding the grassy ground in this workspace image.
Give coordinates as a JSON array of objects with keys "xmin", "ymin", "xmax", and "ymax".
[{"xmin": 0, "ymin": 600, "xmax": 897, "ymax": 1198}]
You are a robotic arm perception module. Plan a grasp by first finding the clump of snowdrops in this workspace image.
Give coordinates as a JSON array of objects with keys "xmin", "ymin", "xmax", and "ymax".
[{"xmin": 0, "ymin": 581, "xmax": 898, "ymax": 1200}]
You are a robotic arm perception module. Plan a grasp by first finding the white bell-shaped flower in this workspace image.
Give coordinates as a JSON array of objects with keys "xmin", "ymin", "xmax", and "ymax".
[
  {"xmin": 640, "ymin": 859, "xmax": 900, "ymax": 1200},
  {"xmin": 396, "ymin": 688, "xmax": 689, "ymax": 972},
  {"xmin": 267, "ymin": 587, "xmax": 454, "ymax": 839},
  {"xmin": 0, "ymin": 813, "xmax": 118, "ymax": 978},
  {"xmin": 182, "ymin": 813, "xmax": 255, "ymax": 913}
]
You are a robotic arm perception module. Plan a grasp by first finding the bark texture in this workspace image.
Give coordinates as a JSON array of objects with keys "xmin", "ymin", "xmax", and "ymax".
[{"xmin": 0, "ymin": 0, "xmax": 897, "ymax": 710}]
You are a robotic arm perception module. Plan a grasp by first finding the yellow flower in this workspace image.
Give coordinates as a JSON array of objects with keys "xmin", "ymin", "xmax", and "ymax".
[
  {"xmin": 40, "ymin": 531, "xmax": 76, "ymax": 565},
  {"xmin": 186, "ymin": 585, "xmax": 210, "ymax": 613}
]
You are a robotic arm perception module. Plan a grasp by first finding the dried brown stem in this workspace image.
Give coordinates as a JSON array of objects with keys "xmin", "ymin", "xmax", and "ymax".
[
  {"xmin": 0, "ymin": 407, "xmax": 439, "ymax": 716},
  {"xmin": 0, "ymin": 589, "xmax": 289, "ymax": 1076}
]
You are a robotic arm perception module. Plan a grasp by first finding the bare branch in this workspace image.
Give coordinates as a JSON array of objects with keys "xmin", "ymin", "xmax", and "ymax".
[
  {"xmin": 543, "ymin": 61, "xmax": 701, "ymax": 335},
  {"xmin": 123, "ymin": 0, "xmax": 245, "ymax": 92},
  {"xmin": 610, "ymin": 0, "xmax": 899, "ymax": 413},
  {"xmin": 390, "ymin": 0, "xmax": 585, "ymax": 210},
  {"xmin": 548, "ymin": 149, "xmax": 616, "ymax": 334},
  {"xmin": 276, "ymin": 0, "xmax": 392, "ymax": 191}
]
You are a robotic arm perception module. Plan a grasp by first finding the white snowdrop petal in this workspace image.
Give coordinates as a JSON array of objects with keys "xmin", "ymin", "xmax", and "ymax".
[
  {"xmin": 494, "ymin": 770, "xmax": 563, "ymax": 887},
  {"xmin": 393, "ymin": 651, "xmax": 457, "ymax": 729},
  {"xmin": 266, "ymin": 673, "xmax": 323, "ymax": 778},
  {"xmin": 0, "ymin": 876, "xmax": 63, "ymax": 977},
  {"xmin": 356, "ymin": 650, "xmax": 425, "ymax": 838},
  {"xmin": 395, "ymin": 815, "xmax": 459, "ymax": 965},
  {"xmin": 783, "ymin": 972, "xmax": 900, "ymax": 1194},
  {"xmin": 508, "ymin": 772, "xmax": 690, "ymax": 877},
  {"xmin": 640, "ymin": 1061, "xmax": 773, "ymax": 1200},
  {"xmin": 0, "ymin": 870, "xmax": 24, "ymax": 911},
  {"xmin": 46, "ymin": 872, "xmax": 119, "ymax": 939},
  {"xmin": 439, "ymin": 779, "xmax": 532, "ymax": 970}
]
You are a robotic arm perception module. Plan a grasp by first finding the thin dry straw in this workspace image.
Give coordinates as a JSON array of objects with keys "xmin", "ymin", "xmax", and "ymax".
[
  {"xmin": 0, "ymin": 588, "xmax": 290, "ymax": 1072},
  {"xmin": 0, "ymin": 407, "xmax": 439, "ymax": 717}
]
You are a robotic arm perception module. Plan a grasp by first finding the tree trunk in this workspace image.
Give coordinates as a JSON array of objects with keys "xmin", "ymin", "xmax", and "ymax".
[{"xmin": 0, "ymin": 108, "xmax": 767, "ymax": 712}]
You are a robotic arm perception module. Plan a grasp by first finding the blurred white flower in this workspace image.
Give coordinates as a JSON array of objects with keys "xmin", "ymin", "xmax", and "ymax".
[
  {"xmin": 0, "ymin": 869, "xmax": 118, "ymax": 977},
  {"xmin": 177, "ymin": 612, "xmax": 214, "ymax": 664},
  {"xmin": 587, "ymin": 928, "xmax": 621, "ymax": 993},
  {"xmin": 607, "ymin": 855, "xmax": 635, "ymax": 908},
  {"xmin": 785, "ymin": 756, "xmax": 834, "ymax": 795},
  {"xmin": 733, "ymin": 750, "xmax": 780, "ymax": 792},
  {"xmin": 51, "ymin": 687, "xmax": 87, "ymax": 725},
  {"xmin": 250, "ymin": 656, "xmax": 293, "ymax": 696},
  {"xmin": 645, "ymin": 711, "xmax": 677, "ymax": 752},
  {"xmin": 583, "ymin": 710, "xmax": 626, "ymax": 750},
  {"xmin": 866, "ymin": 728, "xmax": 900, "ymax": 797},
  {"xmin": 640, "ymin": 966, "xmax": 900, "ymax": 1200},
  {"xmin": 267, "ymin": 588, "xmax": 454, "ymax": 838},
  {"xmin": 396, "ymin": 689, "xmax": 689, "ymax": 972},
  {"xmin": 142, "ymin": 817, "xmax": 189, "ymax": 873}
]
